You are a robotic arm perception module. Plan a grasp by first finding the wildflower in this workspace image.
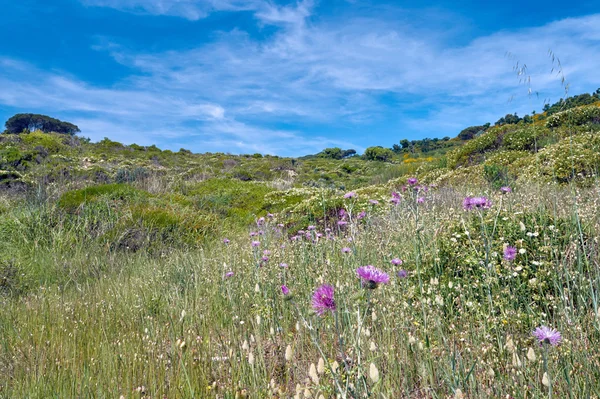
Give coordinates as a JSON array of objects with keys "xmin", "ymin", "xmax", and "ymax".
[
  {"xmin": 357, "ymin": 210, "xmax": 366, "ymax": 219},
  {"xmin": 390, "ymin": 197, "xmax": 400, "ymax": 205},
  {"xmin": 503, "ymin": 246, "xmax": 517, "ymax": 261},
  {"xmin": 312, "ymin": 284, "xmax": 336, "ymax": 315},
  {"xmin": 223, "ymin": 238, "xmax": 230, "ymax": 244},
  {"xmin": 417, "ymin": 197, "xmax": 425, "ymax": 203},
  {"xmin": 281, "ymin": 285, "xmax": 290, "ymax": 296},
  {"xmin": 251, "ymin": 241, "xmax": 260, "ymax": 247},
  {"xmin": 344, "ymin": 191, "xmax": 357, "ymax": 199},
  {"xmin": 391, "ymin": 258, "xmax": 403, "ymax": 266},
  {"xmin": 267, "ymin": 213, "xmax": 274, "ymax": 218},
  {"xmin": 407, "ymin": 177, "xmax": 418, "ymax": 185},
  {"xmin": 307, "ymin": 225, "xmax": 316, "ymax": 231},
  {"xmin": 224, "ymin": 271, "xmax": 234, "ymax": 278},
  {"xmin": 337, "ymin": 220, "xmax": 348, "ymax": 226},
  {"xmin": 356, "ymin": 265, "xmax": 390, "ymax": 289},
  {"xmin": 277, "ymin": 223, "xmax": 284, "ymax": 228},
  {"xmin": 500, "ymin": 186, "xmax": 512, "ymax": 193},
  {"xmin": 463, "ymin": 196, "xmax": 491, "ymax": 210},
  {"xmin": 339, "ymin": 209, "xmax": 346, "ymax": 218},
  {"xmin": 279, "ymin": 263, "xmax": 288, "ymax": 268},
  {"xmin": 397, "ymin": 269, "xmax": 409, "ymax": 279},
  {"xmin": 256, "ymin": 217, "xmax": 265, "ymax": 226},
  {"xmin": 532, "ymin": 326, "xmax": 562, "ymax": 346},
  {"xmin": 341, "ymin": 247, "xmax": 352, "ymax": 253},
  {"xmin": 369, "ymin": 199, "xmax": 379, "ymax": 205},
  {"xmin": 261, "ymin": 256, "xmax": 269, "ymax": 262}
]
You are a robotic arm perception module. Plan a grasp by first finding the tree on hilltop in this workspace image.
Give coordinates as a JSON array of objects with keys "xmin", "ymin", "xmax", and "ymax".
[{"xmin": 4, "ymin": 113, "xmax": 80, "ymax": 135}]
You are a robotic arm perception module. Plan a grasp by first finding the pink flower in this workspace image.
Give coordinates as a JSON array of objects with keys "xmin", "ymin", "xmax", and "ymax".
[
  {"xmin": 312, "ymin": 284, "xmax": 336, "ymax": 315},
  {"xmin": 356, "ymin": 265, "xmax": 390, "ymax": 289},
  {"xmin": 532, "ymin": 326, "xmax": 562, "ymax": 346}
]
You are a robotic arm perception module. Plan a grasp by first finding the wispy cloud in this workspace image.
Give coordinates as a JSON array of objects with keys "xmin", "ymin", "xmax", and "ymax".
[{"xmin": 2, "ymin": 2, "xmax": 600, "ymax": 156}]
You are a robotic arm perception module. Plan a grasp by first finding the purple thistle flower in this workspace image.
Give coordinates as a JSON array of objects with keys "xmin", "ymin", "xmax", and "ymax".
[
  {"xmin": 261, "ymin": 256, "xmax": 269, "ymax": 262},
  {"xmin": 391, "ymin": 197, "xmax": 400, "ymax": 205},
  {"xmin": 256, "ymin": 217, "xmax": 265, "ymax": 226},
  {"xmin": 250, "ymin": 231, "xmax": 257, "ymax": 237},
  {"xmin": 344, "ymin": 191, "xmax": 357, "ymax": 199},
  {"xmin": 277, "ymin": 223, "xmax": 284, "ymax": 228},
  {"xmin": 263, "ymin": 250, "xmax": 271, "ymax": 255},
  {"xmin": 223, "ymin": 238, "xmax": 230, "ymax": 244},
  {"xmin": 392, "ymin": 191, "xmax": 401, "ymax": 199},
  {"xmin": 463, "ymin": 196, "xmax": 491, "ymax": 211},
  {"xmin": 357, "ymin": 211, "xmax": 367, "ymax": 219},
  {"xmin": 224, "ymin": 271, "xmax": 234, "ymax": 279},
  {"xmin": 267, "ymin": 213, "xmax": 274, "ymax": 218},
  {"xmin": 312, "ymin": 284, "xmax": 336, "ymax": 316},
  {"xmin": 407, "ymin": 177, "xmax": 418, "ymax": 185},
  {"xmin": 281, "ymin": 285, "xmax": 290, "ymax": 296},
  {"xmin": 279, "ymin": 262, "xmax": 288, "ymax": 268},
  {"xmin": 532, "ymin": 326, "xmax": 562, "ymax": 346},
  {"xmin": 341, "ymin": 247, "xmax": 352, "ymax": 253},
  {"xmin": 391, "ymin": 258, "xmax": 403, "ymax": 266},
  {"xmin": 356, "ymin": 265, "xmax": 390, "ymax": 289},
  {"xmin": 397, "ymin": 270, "xmax": 409, "ymax": 279},
  {"xmin": 337, "ymin": 220, "xmax": 348, "ymax": 226},
  {"xmin": 503, "ymin": 246, "xmax": 517, "ymax": 261},
  {"xmin": 316, "ymin": 232, "xmax": 323, "ymax": 238},
  {"xmin": 339, "ymin": 209, "xmax": 347, "ymax": 218},
  {"xmin": 297, "ymin": 230, "xmax": 305, "ymax": 235},
  {"xmin": 417, "ymin": 197, "xmax": 425, "ymax": 204},
  {"xmin": 251, "ymin": 241, "xmax": 260, "ymax": 247},
  {"xmin": 308, "ymin": 225, "xmax": 316, "ymax": 231},
  {"xmin": 500, "ymin": 186, "xmax": 512, "ymax": 194},
  {"xmin": 369, "ymin": 199, "xmax": 379, "ymax": 205}
]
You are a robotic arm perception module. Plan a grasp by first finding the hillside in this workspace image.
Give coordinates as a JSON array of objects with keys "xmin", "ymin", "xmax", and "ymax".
[{"xmin": 1, "ymin": 96, "xmax": 600, "ymax": 398}]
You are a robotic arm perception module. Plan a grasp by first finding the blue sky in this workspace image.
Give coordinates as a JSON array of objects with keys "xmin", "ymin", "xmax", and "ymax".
[{"xmin": 1, "ymin": 0, "xmax": 599, "ymax": 156}]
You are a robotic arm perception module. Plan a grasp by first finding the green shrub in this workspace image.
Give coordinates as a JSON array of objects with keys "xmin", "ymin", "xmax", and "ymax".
[
  {"xmin": 546, "ymin": 104, "xmax": 600, "ymax": 128},
  {"xmin": 58, "ymin": 183, "xmax": 148, "ymax": 213},
  {"xmin": 502, "ymin": 125, "xmax": 550, "ymax": 151}
]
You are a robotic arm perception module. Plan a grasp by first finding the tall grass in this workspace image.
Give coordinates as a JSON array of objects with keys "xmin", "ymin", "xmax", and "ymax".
[{"xmin": 1, "ymin": 181, "xmax": 600, "ymax": 398}]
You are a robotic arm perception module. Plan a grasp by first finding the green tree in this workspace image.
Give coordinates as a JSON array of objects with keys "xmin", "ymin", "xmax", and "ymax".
[
  {"xmin": 4, "ymin": 113, "xmax": 80, "ymax": 135},
  {"xmin": 363, "ymin": 146, "xmax": 395, "ymax": 161},
  {"xmin": 457, "ymin": 124, "xmax": 490, "ymax": 140}
]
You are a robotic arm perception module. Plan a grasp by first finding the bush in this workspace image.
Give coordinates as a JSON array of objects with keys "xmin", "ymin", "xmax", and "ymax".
[
  {"xmin": 546, "ymin": 104, "xmax": 600, "ymax": 128},
  {"xmin": 363, "ymin": 146, "xmax": 395, "ymax": 162},
  {"xmin": 502, "ymin": 125, "xmax": 550, "ymax": 152}
]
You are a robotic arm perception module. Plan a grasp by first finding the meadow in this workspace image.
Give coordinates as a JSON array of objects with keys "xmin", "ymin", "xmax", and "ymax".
[{"xmin": 1, "ymin": 101, "xmax": 600, "ymax": 398}]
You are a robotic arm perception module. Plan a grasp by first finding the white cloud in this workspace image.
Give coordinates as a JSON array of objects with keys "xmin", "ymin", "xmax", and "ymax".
[{"xmin": 2, "ymin": 7, "xmax": 600, "ymax": 155}]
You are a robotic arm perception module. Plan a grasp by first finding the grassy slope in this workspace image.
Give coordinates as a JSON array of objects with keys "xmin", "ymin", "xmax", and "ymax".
[{"xmin": 1, "ymin": 102, "xmax": 600, "ymax": 397}]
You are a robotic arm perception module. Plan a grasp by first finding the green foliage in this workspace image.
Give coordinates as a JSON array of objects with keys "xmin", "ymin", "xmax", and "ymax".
[
  {"xmin": 483, "ymin": 163, "xmax": 510, "ymax": 189},
  {"xmin": 447, "ymin": 125, "xmax": 507, "ymax": 168},
  {"xmin": 457, "ymin": 123, "xmax": 490, "ymax": 140},
  {"xmin": 58, "ymin": 183, "xmax": 148, "ymax": 213},
  {"xmin": 363, "ymin": 146, "xmax": 395, "ymax": 161},
  {"xmin": 502, "ymin": 125, "xmax": 550, "ymax": 151},
  {"xmin": 4, "ymin": 114, "xmax": 80, "ymax": 135},
  {"xmin": 542, "ymin": 91, "xmax": 600, "ymax": 116},
  {"xmin": 545, "ymin": 104, "xmax": 600, "ymax": 128}
]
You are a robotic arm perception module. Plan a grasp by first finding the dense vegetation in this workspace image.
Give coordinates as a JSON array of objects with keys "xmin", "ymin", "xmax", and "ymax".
[{"xmin": 1, "ymin": 90, "xmax": 600, "ymax": 398}]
